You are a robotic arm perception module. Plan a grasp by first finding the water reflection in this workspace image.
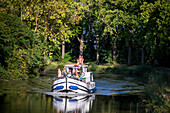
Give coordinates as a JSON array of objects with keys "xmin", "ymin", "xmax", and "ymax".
[
  {"xmin": 0, "ymin": 92, "xmax": 144, "ymax": 113},
  {"xmin": 90, "ymin": 95, "xmax": 144, "ymax": 113},
  {"xmin": 52, "ymin": 95, "xmax": 95, "ymax": 113}
]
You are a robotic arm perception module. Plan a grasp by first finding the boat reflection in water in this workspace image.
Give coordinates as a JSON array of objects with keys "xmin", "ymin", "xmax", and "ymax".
[{"xmin": 53, "ymin": 94, "xmax": 95, "ymax": 113}]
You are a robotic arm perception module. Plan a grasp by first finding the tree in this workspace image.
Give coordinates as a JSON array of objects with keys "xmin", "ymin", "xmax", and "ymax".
[
  {"xmin": 22, "ymin": 0, "xmax": 82, "ymax": 59},
  {"xmin": 140, "ymin": 0, "xmax": 170, "ymax": 66}
]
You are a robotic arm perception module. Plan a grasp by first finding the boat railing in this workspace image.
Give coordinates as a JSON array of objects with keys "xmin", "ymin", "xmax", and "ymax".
[
  {"xmin": 56, "ymin": 72, "xmax": 89, "ymax": 83},
  {"xmin": 56, "ymin": 76, "xmax": 65, "ymax": 79}
]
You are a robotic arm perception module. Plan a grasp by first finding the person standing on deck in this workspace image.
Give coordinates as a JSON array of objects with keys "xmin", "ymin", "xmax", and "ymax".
[
  {"xmin": 77, "ymin": 55, "xmax": 84, "ymax": 75},
  {"xmin": 77, "ymin": 55, "xmax": 84, "ymax": 65},
  {"xmin": 75, "ymin": 65, "xmax": 79, "ymax": 78}
]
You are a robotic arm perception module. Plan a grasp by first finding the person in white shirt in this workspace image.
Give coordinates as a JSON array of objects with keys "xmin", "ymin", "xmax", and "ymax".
[{"xmin": 58, "ymin": 68, "xmax": 62, "ymax": 77}]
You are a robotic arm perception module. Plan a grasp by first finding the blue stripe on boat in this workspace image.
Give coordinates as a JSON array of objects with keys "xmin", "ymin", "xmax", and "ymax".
[
  {"xmin": 56, "ymin": 86, "xmax": 64, "ymax": 90},
  {"xmin": 69, "ymin": 86, "xmax": 78, "ymax": 90}
]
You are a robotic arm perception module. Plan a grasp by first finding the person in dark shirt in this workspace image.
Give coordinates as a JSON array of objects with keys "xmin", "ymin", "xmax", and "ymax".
[{"xmin": 62, "ymin": 68, "xmax": 67, "ymax": 77}]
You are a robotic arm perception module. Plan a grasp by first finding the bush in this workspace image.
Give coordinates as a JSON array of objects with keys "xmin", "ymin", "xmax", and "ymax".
[
  {"xmin": 56, "ymin": 52, "xmax": 72, "ymax": 63},
  {"xmin": 0, "ymin": 66, "xmax": 10, "ymax": 80},
  {"xmin": 56, "ymin": 64, "xmax": 64, "ymax": 70},
  {"xmin": 143, "ymin": 70, "xmax": 170, "ymax": 113},
  {"xmin": 6, "ymin": 47, "xmax": 29, "ymax": 79},
  {"xmin": 133, "ymin": 65, "xmax": 153, "ymax": 76},
  {"xmin": 48, "ymin": 64, "xmax": 57, "ymax": 69},
  {"xmin": 90, "ymin": 62, "xmax": 98, "ymax": 71},
  {"xmin": 62, "ymin": 52, "xmax": 72, "ymax": 63}
]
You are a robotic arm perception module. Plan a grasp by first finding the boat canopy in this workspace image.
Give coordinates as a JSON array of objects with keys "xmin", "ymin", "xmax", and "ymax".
[{"xmin": 64, "ymin": 64, "xmax": 88, "ymax": 68}]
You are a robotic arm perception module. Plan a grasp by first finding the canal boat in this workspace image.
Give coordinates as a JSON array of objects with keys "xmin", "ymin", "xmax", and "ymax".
[{"xmin": 52, "ymin": 64, "xmax": 97, "ymax": 94}]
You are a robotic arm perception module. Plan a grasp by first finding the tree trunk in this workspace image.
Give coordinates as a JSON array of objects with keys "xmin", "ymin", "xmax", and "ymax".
[
  {"xmin": 128, "ymin": 26, "xmax": 134, "ymax": 66},
  {"xmin": 20, "ymin": 4, "xmax": 22, "ymax": 21},
  {"xmin": 34, "ymin": 8, "xmax": 39, "ymax": 33},
  {"xmin": 96, "ymin": 36, "xmax": 99, "ymax": 64},
  {"xmin": 92, "ymin": 23, "xmax": 100, "ymax": 63},
  {"xmin": 112, "ymin": 25, "xmax": 118, "ymax": 62},
  {"xmin": 141, "ymin": 48, "xmax": 145, "ymax": 65},
  {"xmin": 154, "ymin": 38, "xmax": 159, "ymax": 65},
  {"xmin": 44, "ymin": 36, "xmax": 47, "ymax": 61},
  {"xmin": 79, "ymin": 35, "xmax": 84, "ymax": 57},
  {"xmin": 128, "ymin": 46, "xmax": 131, "ymax": 66},
  {"xmin": 62, "ymin": 41, "xmax": 65, "ymax": 59},
  {"xmin": 112, "ymin": 38, "xmax": 117, "ymax": 61}
]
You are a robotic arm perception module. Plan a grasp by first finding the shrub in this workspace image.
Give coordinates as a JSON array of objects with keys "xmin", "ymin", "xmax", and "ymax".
[
  {"xmin": 48, "ymin": 64, "xmax": 57, "ymax": 69},
  {"xmin": 0, "ymin": 66, "xmax": 10, "ymax": 80},
  {"xmin": 143, "ymin": 70, "xmax": 170, "ymax": 113},
  {"xmin": 57, "ymin": 64, "xmax": 64, "ymax": 70},
  {"xmin": 62, "ymin": 52, "xmax": 72, "ymax": 63},
  {"xmin": 90, "ymin": 62, "xmax": 98, "ymax": 71},
  {"xmin": 6, "ymin": 47, "xmax": 29, "ymax": 79},
  {"xmin": 56, "ymin": 52, "xmax": 72, "ymax": 63},
  {"xmin": 133, "ymin": 65, "xmax": 153, "ymax": 76}
]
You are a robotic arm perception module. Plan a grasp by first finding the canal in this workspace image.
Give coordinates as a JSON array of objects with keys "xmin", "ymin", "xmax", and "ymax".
[{"xmin": 0, "ymin": 73, "xmax": 145, "ymax": 113}]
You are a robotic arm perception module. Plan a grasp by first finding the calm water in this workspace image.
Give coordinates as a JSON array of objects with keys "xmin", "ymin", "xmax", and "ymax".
[{"xmin": 0, "ymin": 73, "xmax": 145, "ymax": 113}]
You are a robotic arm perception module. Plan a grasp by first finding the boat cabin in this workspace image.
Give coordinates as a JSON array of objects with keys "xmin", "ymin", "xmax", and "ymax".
[
  {"xmin": 64, "ymin": 64, "xmax": 94, "ymax": 83},
  {"xmin": 64, "ymin": 64, "xmax": 88, "ymax": 75}
]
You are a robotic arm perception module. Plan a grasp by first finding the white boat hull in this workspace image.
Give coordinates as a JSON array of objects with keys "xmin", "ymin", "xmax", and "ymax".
[{"xmin": 52, "ymin": 77, "xmax": 97, "ymax": 94}]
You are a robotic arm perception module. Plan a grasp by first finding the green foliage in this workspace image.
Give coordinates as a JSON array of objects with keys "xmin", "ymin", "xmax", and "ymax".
[
  {"xmin": 100, "ymin": 50, "xmax": 111, "ymax": 64},
  {"xmin": 0, "ymin": 12, "xmax": 45, "ymax": 80},
  {"xmin": 105, "ymin": 53, "xmax": 113, "ymax": 66},
  {"xmin": 99, "ymin": 65, "xmax": 154, "ymax": 76},
  {"xmin": 56, "ymin": 64, "xmax": 64, "ymax": 70},
  {"xmin": 56, "ymin": 52, "xmax": 72, "ymax": 63},
  {"xmin": 0, "ymin": 65, "xmax": 10, "ymax": 80},
  {"xmin": 0, "ymin": 0, "xmax": 169, "ymax": 80},
  {"xmin": 47, "ymin": 65, "xmax": 57, "ymax": 69},
  {"xmin": 6, "ymin": 47, "xmax": 29, "ymax": 79},
  {"xmin": 63, "ymin": 52, "xmax": 72, "ymax": 63},
  {"xmin": 143, "ymin": 71, "xmax": 170, "ymax": 113},
  {"xmin": 132, "ymin": 65, "xmax": 153, "ymax": 76},
  {"xmin": 90, "ymin": 62, "xmax": 98, "ymax": 71}
]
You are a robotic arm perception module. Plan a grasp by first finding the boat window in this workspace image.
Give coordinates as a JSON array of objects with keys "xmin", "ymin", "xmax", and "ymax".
[
  {"xmin": 83, "ymin": 68, "xmax": 87, "ymax": 72},
  {"xmin": 69, "ymin": 68, "xmax": 73, "ymax": 73}
]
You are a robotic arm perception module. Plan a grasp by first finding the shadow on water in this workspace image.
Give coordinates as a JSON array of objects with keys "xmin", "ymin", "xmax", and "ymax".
[{"xmin": 0, "ymin": 73, "xmax": 145, "ymax": 113}]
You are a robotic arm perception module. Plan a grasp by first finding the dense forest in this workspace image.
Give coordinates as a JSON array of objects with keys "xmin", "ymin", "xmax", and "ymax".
[{"xmin": 0, "ymin": 0, "xmax": 169, "ymax": 79}]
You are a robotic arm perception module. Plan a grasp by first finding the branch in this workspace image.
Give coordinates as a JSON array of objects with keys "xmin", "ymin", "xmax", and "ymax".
[
  {"xmin": 77, "ymin": 37, "xmax": 81, "ymax": 42},
  {"xmin": 34, "ymin": 7, "xmax": 40, "ymax": 33}
]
